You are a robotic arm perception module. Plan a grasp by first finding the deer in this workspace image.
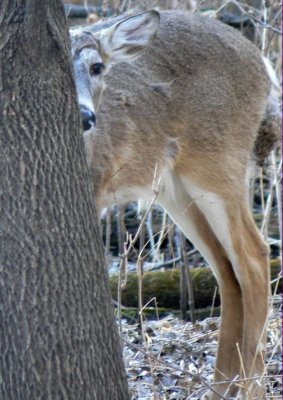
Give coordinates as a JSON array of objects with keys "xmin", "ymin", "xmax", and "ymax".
[{"xmin": 70, "ymin": 9, "xmax": 280, "ymax": 399}]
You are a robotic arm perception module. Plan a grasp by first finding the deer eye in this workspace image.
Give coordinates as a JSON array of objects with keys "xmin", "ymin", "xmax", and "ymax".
[{"xmin": 90, "ymin": 63, "xmax": 105, "ymax": 76}]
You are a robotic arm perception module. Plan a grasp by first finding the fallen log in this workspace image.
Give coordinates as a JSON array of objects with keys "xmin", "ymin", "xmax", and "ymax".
[{"xmin": 109, "ymin": 259, "xmax": 281, "ymax": 310}]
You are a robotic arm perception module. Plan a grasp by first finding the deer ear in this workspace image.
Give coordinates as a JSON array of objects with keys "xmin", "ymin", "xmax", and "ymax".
[{"xmin": 99, "ymin": 10, "xmax": 160, "ymax": 63}]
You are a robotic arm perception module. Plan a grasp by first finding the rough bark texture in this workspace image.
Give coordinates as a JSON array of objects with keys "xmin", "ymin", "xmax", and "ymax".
[{"xmin": 0, "ymin": 1, "xmax": 129, "ymax": 399}]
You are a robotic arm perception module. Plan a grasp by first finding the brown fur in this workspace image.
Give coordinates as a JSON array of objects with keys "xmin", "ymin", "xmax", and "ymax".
[{"xmin": 71, "ymin": 11, "xmax": 280, "ymax": 398}]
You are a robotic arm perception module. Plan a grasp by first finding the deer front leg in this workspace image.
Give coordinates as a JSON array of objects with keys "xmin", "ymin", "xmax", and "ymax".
[{"xmin": 158, "ymin": 178, "xmax": 246, "ymax": 398}]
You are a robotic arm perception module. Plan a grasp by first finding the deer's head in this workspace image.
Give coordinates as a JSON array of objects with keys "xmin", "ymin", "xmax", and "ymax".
[{"xmin": 70, "ymin": 11, "xmax": 160, "ymax": 131}]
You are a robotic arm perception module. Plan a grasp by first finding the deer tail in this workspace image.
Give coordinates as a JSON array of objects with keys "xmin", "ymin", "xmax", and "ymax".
[{"xmin": 254, "ymin": 58, "xmax": 281, "ymax": 166}]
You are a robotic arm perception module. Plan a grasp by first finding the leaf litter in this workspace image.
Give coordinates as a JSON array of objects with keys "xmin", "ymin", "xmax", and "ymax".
[{"xmin": 121, "ymin": 298, "xmax": 282, "ymax": 399}]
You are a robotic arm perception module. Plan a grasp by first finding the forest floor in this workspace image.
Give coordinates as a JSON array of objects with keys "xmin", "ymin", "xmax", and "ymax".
[{"xmin": 121, "ymin": 296, "xmax": 282, "ymax": 400}]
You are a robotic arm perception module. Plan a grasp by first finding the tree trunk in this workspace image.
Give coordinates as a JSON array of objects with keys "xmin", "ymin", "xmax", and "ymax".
[{"xmin": 0, "ymin": 1, "xmax": 129, "ymax": 399}]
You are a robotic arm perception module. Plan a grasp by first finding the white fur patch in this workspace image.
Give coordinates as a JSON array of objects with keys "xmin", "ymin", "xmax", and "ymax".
[
  {"xmin": 78, "ymin": 95, "xmax": 95, "ymax": 115},
  {"xmin": 183, "ymin": 181, "xmax": 231, "ymax": 247},
  {"xmin": 157, "ymin": 172, "xmax": 221, "ymax": 274},
  {"xmin": 181, "ymin": 178, "xmax": 239, "ymax": 274}
]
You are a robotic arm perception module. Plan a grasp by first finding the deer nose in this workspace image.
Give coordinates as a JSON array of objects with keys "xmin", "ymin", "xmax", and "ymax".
[{"xmin": 80, "ymin": 106, "xmax": 96, "ymax": 131}]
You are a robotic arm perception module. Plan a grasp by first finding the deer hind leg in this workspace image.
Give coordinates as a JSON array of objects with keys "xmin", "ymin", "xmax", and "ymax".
[
  {"xmin": 181, "ymin": 178, "xmax": 270, "ymax": 398},
  {"xmin": 229, "ymin": 205, "xmax": 270, "ymax": 394}
]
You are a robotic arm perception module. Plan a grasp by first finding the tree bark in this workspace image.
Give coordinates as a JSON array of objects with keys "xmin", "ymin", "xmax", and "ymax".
[{"xmin": 0, "ymin": 1, "xmax": 129, "ymax": 399}]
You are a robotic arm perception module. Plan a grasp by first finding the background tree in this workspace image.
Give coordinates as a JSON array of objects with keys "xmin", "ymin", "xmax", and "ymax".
[{"xmin": 0, "ymin": 1, "xmax": 129, "ymax": 399}]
